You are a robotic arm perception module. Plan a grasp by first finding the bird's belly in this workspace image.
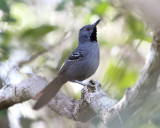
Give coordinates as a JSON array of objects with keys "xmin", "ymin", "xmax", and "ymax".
[{"xmin": 82, "ymin": 58, "xmax": 99, "ymax": 79}]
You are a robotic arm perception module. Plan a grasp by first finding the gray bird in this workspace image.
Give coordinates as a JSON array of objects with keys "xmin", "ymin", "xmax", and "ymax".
[{"xmin": 33, "ymin": 19, "xmax": 101, "ymax": 110}]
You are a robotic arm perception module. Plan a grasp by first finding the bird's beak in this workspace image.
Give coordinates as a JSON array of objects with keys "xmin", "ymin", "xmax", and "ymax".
[{"xmin": 93, "ymin": 19, "xmax": 101, "ymax": 27}]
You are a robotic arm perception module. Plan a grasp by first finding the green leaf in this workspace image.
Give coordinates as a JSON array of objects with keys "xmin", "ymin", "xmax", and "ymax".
[
  {"xmin": 0, "ymin": 32, "xmax": 11, "ymax": 61},
  {"xmin": 0, "ymin": 0, "xmax": 10, "ymax": 14},
  {"xmin": 119, "ymin": 69, "xmax": 138, "ymax": 89},
  {"xmin": 56, "ymin": 1, "xmax": 66, "ymax": 11},
  {"xmin": 92, "ymin": 2, "xmax": 109, "ymax": 15},
  {"xmin": 20, "ymin": 25, "xmax": 57, "ymax": 41},
  {"xmin": 102, "ymin": 59, "xmax": 138, "ymax": 99},
  {"xmin": 2, "ymin": 15, "xmax": 16, "ymax": 23},
  {"xmin": 73, "ymin": 0, "xmax": 86, "ymax": 6},
  {"xmin": 126, "ymin": 14, "xmax": 146, "ymax": 40}
]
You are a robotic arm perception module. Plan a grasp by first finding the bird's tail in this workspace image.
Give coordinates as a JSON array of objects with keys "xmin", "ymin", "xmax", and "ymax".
[{"xmin": 33, "ymin": 76, "xmax": 67, "ymax": 110}]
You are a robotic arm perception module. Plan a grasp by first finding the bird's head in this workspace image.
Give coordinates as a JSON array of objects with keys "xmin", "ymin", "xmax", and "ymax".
[{"xmin": 78, "ymin": 19, "xmax": 101, "ymax": 43}]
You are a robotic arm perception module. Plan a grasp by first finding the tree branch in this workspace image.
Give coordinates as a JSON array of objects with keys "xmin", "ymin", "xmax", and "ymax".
[
  {"xmin": 0, "ymin": 75, "xmax": 109, "ymax": 121},
  {"xmin": 0, "ymin": 31, "xmax": 160, "ymax": 127},
  {"xmin": 103, "ymin": 30, "xmax": 160, "ymax": 128},
  {"xmin": 0, "ymin": 76, "xmax": 47, "ymax": 110}
]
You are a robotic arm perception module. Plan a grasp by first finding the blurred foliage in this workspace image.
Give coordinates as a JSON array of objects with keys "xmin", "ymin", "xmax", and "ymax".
[
  {"xmin": 0, "ymin": 32, "xmax": 11, "ymax": 61},
  {"xmin": 20, "ymin": 25, "xmax": 57, "ymax": 41},
  {"xmin": 0, "ymin": 0, "xmax": 155, "ymax": 128},
  {"xmin": 0, "ymin": 0, "xmax": 10, "ymax": 14},
  {"xmin": 0, "ymin": 0, "xmax": 16, "ymax": 22},
  {"xmin": 102, "ymin": 58, "xmax": 139, "ymax": 99},
  {"xmin": 125, "ymin": 14, "xmax": 151, "ymax": 44},
  {"xmin": 0, "ymin": 109, "xmax": 7, "ymax": 118},
  {"xmin": 0, "ymin": 109, "xmax": 9, "ymax": 128},
  {"xmin": 92, "ymin": 2, "xmax": 109, "ymax": 16}
]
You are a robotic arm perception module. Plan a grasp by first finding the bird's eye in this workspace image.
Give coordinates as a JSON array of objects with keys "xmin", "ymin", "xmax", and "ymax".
[{"xmin": 86, "ymin": 28, "xmax": 90, "ymax": 31}]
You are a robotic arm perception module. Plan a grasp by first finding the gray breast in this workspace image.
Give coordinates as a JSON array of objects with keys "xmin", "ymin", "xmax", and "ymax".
[
  {"xmin": 84, "ymin": 42, "xmax": 99, "ymax": 78},
  {"xmin": 64, "ymin": 42, "xmax": 99, "ymax": 81}
]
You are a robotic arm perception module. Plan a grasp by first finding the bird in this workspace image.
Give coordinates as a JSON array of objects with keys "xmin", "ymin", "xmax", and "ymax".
[{"xmin": 33, "ymin": 19, "xmax": 101, "ymax": 110}]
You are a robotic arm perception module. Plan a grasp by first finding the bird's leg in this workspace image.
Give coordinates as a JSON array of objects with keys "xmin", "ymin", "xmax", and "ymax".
[{"xmin": 74, "ymin": 80, "xmax": 88, "ymax": 86}]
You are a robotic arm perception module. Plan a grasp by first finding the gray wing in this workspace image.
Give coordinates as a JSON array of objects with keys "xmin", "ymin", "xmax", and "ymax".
[{"xmin": 58, "ymin": 50, "xmax": 85, "ymax": 75}]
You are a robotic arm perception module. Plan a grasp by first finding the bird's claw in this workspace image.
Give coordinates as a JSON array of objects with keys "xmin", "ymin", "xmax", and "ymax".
[{"xmin": 74, "ymin": 80, "xmax": 88, "ymax": 86}]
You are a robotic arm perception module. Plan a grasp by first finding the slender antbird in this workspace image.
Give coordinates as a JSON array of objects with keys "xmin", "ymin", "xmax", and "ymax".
[{"xmin": 33, "ymin": 19, "xmax": 101, "ymax": 110}]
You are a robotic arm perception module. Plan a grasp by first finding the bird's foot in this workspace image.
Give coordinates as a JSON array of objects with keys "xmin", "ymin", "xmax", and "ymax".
[{"xmin": 74, "ymin": 80, "xmax": 88, "ymax": 86}]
